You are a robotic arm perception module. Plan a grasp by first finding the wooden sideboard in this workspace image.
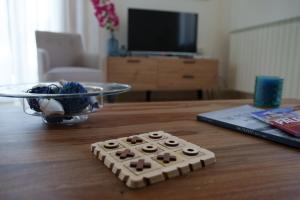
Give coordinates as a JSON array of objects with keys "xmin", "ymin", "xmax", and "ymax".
[{"xmin": 107, "ymin": 57, "xmax": 218, "ymax": 91}]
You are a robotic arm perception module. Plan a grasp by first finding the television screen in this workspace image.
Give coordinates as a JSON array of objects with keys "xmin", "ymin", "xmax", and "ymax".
[{"xmin": 128, "ymin": 9, "xmax": 198, "ymax": 53}]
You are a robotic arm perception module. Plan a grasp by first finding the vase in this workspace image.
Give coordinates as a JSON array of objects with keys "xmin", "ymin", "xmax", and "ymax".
[{"xmin": 107, "ymin": 31, "xmax": 119, "ymax": 56}]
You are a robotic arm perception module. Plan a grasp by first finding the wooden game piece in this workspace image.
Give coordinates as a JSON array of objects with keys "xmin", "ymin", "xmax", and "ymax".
[
  {"xmin": 177, "ymin": 163, "xmax": 191, "ymax": 174},
  {"xmin": 103, "ymin": 140, "xmax": 119, "ymax": 149},
  {"xmin": 126, "ymin": 136, "xmax": 143, "ymax": 144},
  {"xmin": 142, "ymin": 144, "xmax": 158, "ymax": 153},
  {"xmin": 149, "ymin": 132, "xmax": 163, "ymax": 139},
  {"xmin": 188, "ymin": 159, "xmax": 203, "ymax": 170},
  {"xmin": 196, "ymin": 148, "xmax": 217, "ymax": 166},
  {"xmin": 125, "ymin": 171, "xmax": 165, "ymax": 188},
  {"xmin": 130, "ymin": 159, "xmax": 151, "ymax": 171},
  {"xmin": 182, "ymin": 147, "xmax": 199, "ymax": 156},
  {"xmin": 164, "ymin": 139, "xmax": 179, "ymax": 147},
  {"xmin": 91, "ymin": 143, "xmax": 98, "ymax": 154},
  {"xmin": 142, "ymin": 171, "xmax": 165, "ymax": 185},
  {"xmin": 116, "ymin": 149, "xmax": 135, "ymax": 159},
  {"xmin": 90, "ymin": 131, "xmax": 216, "ymax": 188},
  {"xmin": 91, "ymin": 143, "xmax": 102, "ymax": 158},
  {"xmin": 157, "ymin": 153, "xmax": 177, "ymax": 163},
  {"xmin": 103, "ymin": 154, "xmax": 115, "ymax": 168},
  {"xmin": 161, "ymin": 166, "xmax": 180, "ymax": 178}
]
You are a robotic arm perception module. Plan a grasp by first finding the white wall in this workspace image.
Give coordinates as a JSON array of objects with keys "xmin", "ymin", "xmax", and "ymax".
[
  {"xmin": 230, "ymin": 0, "xmax": 300, "ymax": 30},
  {"xmin": 229, "ymin": 0, "xmax": 300, "ymax": 98}
]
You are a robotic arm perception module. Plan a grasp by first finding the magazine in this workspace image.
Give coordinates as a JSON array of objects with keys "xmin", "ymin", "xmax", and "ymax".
[
  {"xmin": 197, "ymin": 105, "xmax": 300, "ymax": 149},
  {"xmin": 251, "ymin": 105, "xmax": 300, "ymax": 138}
]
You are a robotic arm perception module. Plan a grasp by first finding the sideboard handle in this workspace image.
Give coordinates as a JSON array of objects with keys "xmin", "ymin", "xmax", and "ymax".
[
  {"xmin": 182, "ymin": 75, "xmax": 195, "ymax": 79},
  {"xmin": 183, "ymin": 60, "xmax": 196, "ymax": 64},
  {"xmin": 127, "ymin": 59, "xmax": 141, "ymax": 63}
]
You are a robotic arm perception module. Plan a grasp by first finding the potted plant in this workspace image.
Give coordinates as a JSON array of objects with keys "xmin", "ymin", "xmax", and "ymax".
[{"xmin": 91, "ymin": 0, "xmax": 120, "ymax": 56}]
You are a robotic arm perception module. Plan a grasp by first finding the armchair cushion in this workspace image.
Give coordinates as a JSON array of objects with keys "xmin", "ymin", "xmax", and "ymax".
[
  {"xmin": 35, "ymin": 31, "xmax": 105, "ymax": 82},
  {"xmin": 36, "ymin": 31, "xmax": 83, "ymax": 67},
  {"xmin": 76, "ymin": 53, "xmax": 102, "ymax": 70},
  {"xmin": 45, "ymin": 67, "xmax": 104, "ymax": 82}
]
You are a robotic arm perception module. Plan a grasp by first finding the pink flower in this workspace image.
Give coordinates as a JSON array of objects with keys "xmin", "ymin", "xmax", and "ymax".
[
  {"xmin": 95, "ymin": 5, "xmax": 106, "ymax": 15},
  {"xmin": 90, "ymin": 0, "xmax": 119, "ymax": 31},
  {"xmin": 91, "ymin": 0, "xmax": 100, "ymax": 8},
  {"xmin": 107, "ymin": 3, "xmax": 115, "ymax": 12}
]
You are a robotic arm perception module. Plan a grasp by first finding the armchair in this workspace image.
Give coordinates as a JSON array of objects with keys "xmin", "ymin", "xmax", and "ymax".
[{"xmin": 35, "ymin": 31, "xmax": 105, "ymax": 82}]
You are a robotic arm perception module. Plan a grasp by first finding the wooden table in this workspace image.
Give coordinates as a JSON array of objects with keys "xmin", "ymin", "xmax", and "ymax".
[{"xmin": 0, "ymin": 99, "xmax": 300, "ymax": 200}]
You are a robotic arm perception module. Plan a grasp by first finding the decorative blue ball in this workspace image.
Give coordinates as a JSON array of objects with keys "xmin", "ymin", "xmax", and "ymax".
[
  {"xmin": 57, "ymin": 82, "xmax": 90, "ymax": 115},
  {"xmin": 27, "ymin": 85, "xmax": 60, "ymax": 112}
]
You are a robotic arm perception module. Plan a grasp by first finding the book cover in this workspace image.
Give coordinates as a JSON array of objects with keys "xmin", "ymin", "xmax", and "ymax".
[
  {"xmin": 251, "ymin": 105, "xmax": 300, "ymax": 137},
  {"xmin": 197, "ymin": 105, "xmax": 300, "ymax": 149}
]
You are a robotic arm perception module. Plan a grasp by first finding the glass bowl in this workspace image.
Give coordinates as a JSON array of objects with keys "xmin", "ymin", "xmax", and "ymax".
[{"xmin": 0, "ymin": 82, "xmax": 131, "ymax": 124}]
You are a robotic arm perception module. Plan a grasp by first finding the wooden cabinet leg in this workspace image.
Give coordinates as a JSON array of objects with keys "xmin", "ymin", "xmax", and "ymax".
[
  {"xmin": 146, "ymin": 91, "xmax": 152, "ymax": 102},
  {"xmin": 210, "ymin": 90, "xmax": 215, "ymax": 99},
  {"xmin": 203, "ymin": 90, "xmax": 207, "ymax": 100},
  {"xmin": 206, "ymin": 90, "xmax": 215, "ymax": 100},
  {"xmin": 197, "ymin": 90, "xmax": 203, "ymax": 100},
  {"xmin": 107, "ymin": 95, "xmax": 117, "ymax": 103},
  {"xmin": 203, "ymin": 90, "xmax": 213, "ymax": 100}
]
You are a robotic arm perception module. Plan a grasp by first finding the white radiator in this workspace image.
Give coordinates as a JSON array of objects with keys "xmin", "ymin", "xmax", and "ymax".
[{"xmin": 229, "ymin": 17, "xmax": 300, "ymax": 98}]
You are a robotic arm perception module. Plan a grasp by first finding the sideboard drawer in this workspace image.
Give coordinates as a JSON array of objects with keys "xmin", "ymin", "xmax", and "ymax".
[
  {"xmin": 108, "ymin": 57, "xmax": 157, "ymax": 66},
  {"xmin": 157, "ymin": 59, "xmax": 218, "ymax": 90},
  {"xmin": 107, "ymin": 57, "xmax": 158, "ymax": 90}
]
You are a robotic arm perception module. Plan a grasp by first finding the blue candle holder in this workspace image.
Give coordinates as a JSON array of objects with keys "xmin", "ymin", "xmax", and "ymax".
[{"xmin": 254, "ymin": 76, "xmax": 283, "ymax": 108}]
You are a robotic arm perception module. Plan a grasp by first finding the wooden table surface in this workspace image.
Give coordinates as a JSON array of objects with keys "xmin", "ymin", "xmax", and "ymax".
[{"xmin": 0, "ymin": 99, "xmax": 300, "ymax": 200}]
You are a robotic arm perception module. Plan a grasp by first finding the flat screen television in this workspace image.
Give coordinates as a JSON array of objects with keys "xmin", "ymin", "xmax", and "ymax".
[{"xmin": 128, "ymin": 9, "xmax": 198, "ymax": 54}]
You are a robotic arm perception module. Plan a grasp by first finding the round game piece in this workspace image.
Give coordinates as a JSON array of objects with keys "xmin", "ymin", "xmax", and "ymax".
[
  {"xmin": 182, "ymin": 147, "xmax": 199, "ymax": 156},
  {"xmin": 104, "ymin": 140, "xmax": 119, "ymax": 149},
  {"xmin": 149, "ymin": 132, "xmax": 163, "ymax": 139},
  {"xmin": 142, "ymin": 145, "xmax": 158, "ymax": 153},
  {"xmin": 164, "ymin": 139, "xmax": 179, "ymax": 147}
]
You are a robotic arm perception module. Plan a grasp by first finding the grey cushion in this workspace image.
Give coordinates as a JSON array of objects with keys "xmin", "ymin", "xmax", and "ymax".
[
  {"xmin": 36, "ymin": 31, "xmax": 84, "ymax": 68},
  {"xmin": 45, "ymin": 67, "xmax": 104, "ymax": 82},
  {"xmin": 35, "ymin": 31, "xmax": 104, "ymax": 82}
]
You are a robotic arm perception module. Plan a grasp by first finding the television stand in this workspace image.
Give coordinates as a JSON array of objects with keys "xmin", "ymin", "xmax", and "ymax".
[
  {"xmin": 129, "ymin": 51, "xmax": 198, "ymax": 59},
  {"xmin": 107, "ymin": 56, "xmax": 218, "ymax": 98}
]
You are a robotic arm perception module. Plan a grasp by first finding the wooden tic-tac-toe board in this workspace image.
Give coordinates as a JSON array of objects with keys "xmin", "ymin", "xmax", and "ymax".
[{"xmin": 91, "ymin": 131, "xmax": 216, "ymax": 188}]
